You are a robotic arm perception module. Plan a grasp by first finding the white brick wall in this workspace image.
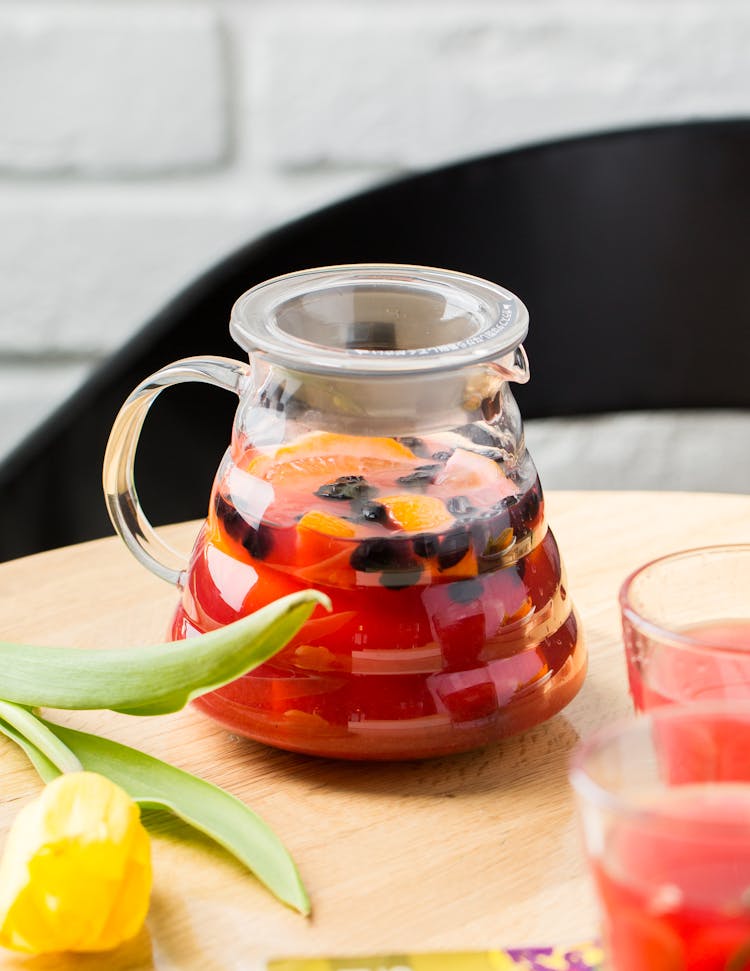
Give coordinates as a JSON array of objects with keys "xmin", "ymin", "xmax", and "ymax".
[
  {"xmin": 264, "ymin": 4, "xmax": 750, "ymax": 169},
  {"xmin": 0, "ymin": 194, "xmax": 251, "ymax": 354},
  {"xmin": 1, "ymin": 0, "xmax": 749, "ymax": 487},
  {"xmin": 0, "ymin": 6, "xmax": 227, "ymax": 174}
]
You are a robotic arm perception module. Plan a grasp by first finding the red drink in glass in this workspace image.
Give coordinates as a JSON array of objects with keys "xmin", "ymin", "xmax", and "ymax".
[
  {"xmin": 571, "ymin": 706, "xmax": 750, "ymax": 971},
  {"xmin": 634, "ymin": 620, "xmax": 750, "ymax": 709},
  {"xmin": 595, "ymin": 788, "xmax": 750, "ymax": 971},
  {"xmin": 620, "ymin": 547, "xmax": 750, "ymax": 713}
]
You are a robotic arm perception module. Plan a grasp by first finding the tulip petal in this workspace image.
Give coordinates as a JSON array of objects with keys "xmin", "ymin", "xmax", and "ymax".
[{"xmin": 0, "ymin": 773, "xmax": 152, "ymax": 954}]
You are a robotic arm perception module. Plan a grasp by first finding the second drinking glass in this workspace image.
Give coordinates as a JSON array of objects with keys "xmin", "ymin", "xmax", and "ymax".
[
  {"xmin": 570, "ymin": 703, "xmax": 750, "ymax": 971},
  {"xmin": 620, "ymin": 545, "xmax": 750, "ymax": 711}
]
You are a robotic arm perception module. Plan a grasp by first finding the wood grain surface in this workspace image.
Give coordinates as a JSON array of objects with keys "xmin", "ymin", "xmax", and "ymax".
[{"xmin": 0, "ymin": 491, "xmax": 748, "ymax": 971}]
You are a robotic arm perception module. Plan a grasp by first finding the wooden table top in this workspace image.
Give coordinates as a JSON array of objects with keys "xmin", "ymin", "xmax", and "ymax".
[{"xmin": 0, "ymin": 490, "xmax": 748, "ymax": 971}]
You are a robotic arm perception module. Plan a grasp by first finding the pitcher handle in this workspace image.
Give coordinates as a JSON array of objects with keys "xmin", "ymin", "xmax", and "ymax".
[{"xmin": 103, "ymin": 356, "xmax": 251, "ymax": 586}]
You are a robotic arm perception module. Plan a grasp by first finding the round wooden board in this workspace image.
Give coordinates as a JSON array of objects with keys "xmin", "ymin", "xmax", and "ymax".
[{"xmin": 0, "ymin": 490, "xmax": 748, "ymax": 970}]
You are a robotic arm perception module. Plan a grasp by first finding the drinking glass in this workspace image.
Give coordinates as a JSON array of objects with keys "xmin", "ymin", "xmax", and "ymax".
[
  {"xmin": 620, "ymin": 545, "xmax": 750, "ymax": 711},
  {"xmin": 570, "ymin": 703, "xmax": 750, "ymax": 971}
]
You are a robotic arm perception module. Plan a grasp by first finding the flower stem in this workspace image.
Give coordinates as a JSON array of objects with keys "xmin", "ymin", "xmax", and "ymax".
[{"xmin": 0, "ymin": 701, "xmax": 82, "ymax": 773}]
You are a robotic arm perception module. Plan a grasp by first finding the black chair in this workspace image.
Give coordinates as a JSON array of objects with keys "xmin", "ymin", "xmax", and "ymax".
[{"xmin": 2, "ymin": 119, "xmax": 749, "ymax": 562}]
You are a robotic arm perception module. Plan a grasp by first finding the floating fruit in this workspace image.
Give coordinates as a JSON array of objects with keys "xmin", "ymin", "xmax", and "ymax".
[
  {"xmin": 275, "ymin": 431, "xmax": 416, "ymax": 462},
  {"xmin": 294, "ymin": 511, "xmax": 360, "ymax": 578},
  {"xmin": 352, "ymin": 499, "xmax": 387, "ymax": 524},
  {"xmin": 314, "ymin": 475, "xmax": 375, "ymax": 501},
  {"xmin": 395, "ymin": 465, "xmax": 441, "ymax": 490},
  {"xmin": 247, "ymin": 432, "xmax": 417, "ymax": 488},
  {"xmin": 181, "ymin": 425, "xmax": 578, "ymax": 757},
  {"xmin": 446, "ymin": 495, "xmax": 476, "ymax": 517},
  {"xmin": 412, "ymin": 533, "xmax": 440, "ymax": 559},
  {"xmin": 432, "ymin": 448, "xmax": 515, "ymax": 499},
  {"xmin": 213, "ymin": 492, "xmax": 274, "ymax": 560},
  {"xmin": 349, "ymin": 537, "xmax": 423, "ymax": 590},
  {"xmin": 436, "ymin": 527, "xmax": 471, "ymax": 571},
  {"xmin": 379, "ymin": 494, "xmax": 454, "ymax": 533},
  {"xmin": 298, "ymin": 511, "xmax": 357, "ymax": 539}
]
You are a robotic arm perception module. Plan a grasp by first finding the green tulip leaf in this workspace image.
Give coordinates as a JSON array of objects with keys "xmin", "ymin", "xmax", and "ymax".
[
  {"xmin": 0, "ymin": 700, "xmax": 81, "ymax": 774},
  {"xmin": 0, "ymin": 706, "xmax": 311, "ymax": 915},
  {"xmin": 46, "ymin": 720, "xmax": 311, "ymax": 915},
  {"xmin": 0, "ymin": 590, "xmax": 329, "ymax": 716},
  {"xmin": 0, "ymin": 709, "xmax": 61, "ymax": 782}
]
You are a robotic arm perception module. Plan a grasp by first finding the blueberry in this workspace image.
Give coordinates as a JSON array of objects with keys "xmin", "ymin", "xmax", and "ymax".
[
  {"xmin": 214, "ymin": 493, "xmax": 246, "ymax": 543},
  {"xmin": 315, "ymin": 475, "xmax": 375, "ymax": 501},
  {"xmin": 350, "ymin": 537, "xmax": 407, "ymax": 573},
  {"xmin": 242, "ymin": 522, "xmax": 273, "ymax": 560},
  {"xmin": 437, "ymin": 527, "xmax": 471, "ymax": 570},
  {"xmin": 352, "ymin": 499, "xmax": 387, "ymax": 524},
  {"xmin": 446, "ymin": 495, "xmax": 475, "ymax": 517},
  {"xmin": 413, "ymin": 533, "xmax": 440, "ymax": 559},
  {"xmin": 395, "ymin": 465, "xmax": 440, "ymax": 489},
  {"xmin": 350, "ymin": 538, "xmax": 422, "ymax": 589},
  {"xmin": 214, "ymin": 493, "xmax": 272, "ymax": 560}
]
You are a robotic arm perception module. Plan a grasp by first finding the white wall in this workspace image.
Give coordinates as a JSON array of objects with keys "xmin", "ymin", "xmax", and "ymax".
[{"xmin": 1, "ymin": 0, "xmax": 749, "ymax": 482}]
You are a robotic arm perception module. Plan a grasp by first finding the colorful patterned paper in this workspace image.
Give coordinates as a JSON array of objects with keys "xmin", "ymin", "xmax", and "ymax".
[{"xmin": 268, "ymin": 943, "xmax": 604, "ymax": 971}]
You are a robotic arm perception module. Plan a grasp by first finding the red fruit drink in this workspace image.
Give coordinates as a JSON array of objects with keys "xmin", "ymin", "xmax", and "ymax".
[
  {"xmin": 170, "ymin": 430, "xmax": 585, "ymax": 759},
  {"xmin": 628, "ymin": 620, "xmax": 750, "ymax": 711},
  {"xmin": 595, "ymin": 786, "xmax": 750, "ymax": 971}
]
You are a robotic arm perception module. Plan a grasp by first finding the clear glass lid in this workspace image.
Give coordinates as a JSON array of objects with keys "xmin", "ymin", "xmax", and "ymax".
[{"xmin": 229, "ymin": 264, "xmax": 529, "ymax": 376}]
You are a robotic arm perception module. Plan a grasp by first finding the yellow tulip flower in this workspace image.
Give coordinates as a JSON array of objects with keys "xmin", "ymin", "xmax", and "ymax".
[{"xmin": 0, "ymin": 771, "xmax": 152, "ymax": 954}]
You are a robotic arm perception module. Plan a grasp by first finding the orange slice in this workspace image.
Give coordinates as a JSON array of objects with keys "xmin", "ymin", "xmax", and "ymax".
[
  {"xmin": 275, "ymin": 431, "xmax": 415, "ymax": 462},
  {"xmin": 379, "ymin": 494, "xmax": 455, "ymax": 533},
  {"xmin": 246, "ymin": 431, "xmax": 417, "ymax": 486},
  {"xmin": 434, "ymin": 547, "xmax": 478, "ymax": 580},
  {"xmin": 294, "ymin": 510, "xmax": 360, "ymax": 579},
  {"xmin": 297, "ymin": 510, "xmax": 357, "ymax": 538}
]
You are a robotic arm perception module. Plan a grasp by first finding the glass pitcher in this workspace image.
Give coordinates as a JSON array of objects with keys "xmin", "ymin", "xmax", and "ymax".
[{"xmin": 104, "ymin": 265, "xmax": 585, "ymax": 759}]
